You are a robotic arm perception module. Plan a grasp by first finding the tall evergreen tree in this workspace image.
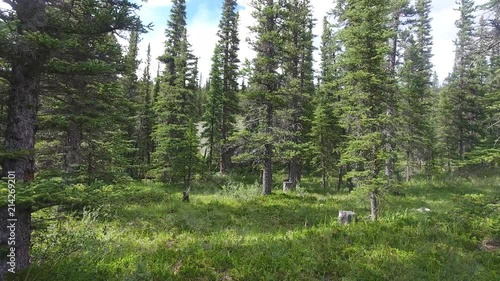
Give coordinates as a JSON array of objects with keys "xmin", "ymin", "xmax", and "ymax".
[
  {"xmin": 310, "ymin": 16, "xmax": 343, "ymax": 189},
  {"xmin": 384, "ymin": 0, "xmax": 413, "ymax": 180},
  {"xmin": 467, "ymin": 5, "xmax": 500, "ymax": 165},
  {"xmin": 248, "ymin": 0, "xmax": 282, "ymax": 195},
  {"xmin": 136, "ymin": 44, "xmax": 154, "ymax": 178},
  {"xmin": 123, "ymin": 27, "xmax": 141, "ymax": 178},
  {"xmin": 438, "ymin": 0, "xmax": 485, "ymax": 170},
  {"xmin": 203, "ymin": 46, "xmax": 224, "ymax": 172},
  {"xmin": 0, "ymin": 0, "xmax": 142, "ymax": 276},
  {"xmin": 278, "ymin": 0, "xmax": 315, "ymax": 190},
  {"xmin": 337, "ymin": 0, "xmax": 394, "ymax": 220},
  {"xmin": 398, "ymin": 0, "xmax": 435, "ymax": 180},
  {"xmin": 152, "ymin": 0, "xmax": 200, "ymax": 185},
  {"xmin": 202, "ymin": 0, "xmax": 240, "ymax": 175}
]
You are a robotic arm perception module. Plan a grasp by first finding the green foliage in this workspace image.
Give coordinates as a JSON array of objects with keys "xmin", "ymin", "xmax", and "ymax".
[
  {"xmin": 135, "ymin": 44, "xmax": 155, "ymax": 178},
  {"xmin": 438, "ymin": 0, "xmax": 486, "ymax": 169},
  {"xmin": 336, "ymin": 0, "xmax": 395, "ymax": 191},
  {"xmin": 9, "ymin": 175, "xmax": 500, "ymax": 281},
  {"xmin": 152, "ymin": 0, "xmax": 200, "ymax": 186},
  {"xmin": 310, "ymin": 15, "xmax": 344, "ymax": 189},
  {"xmin": 202, "ymin": 0, "xmax": 240, "ymax": 174}
]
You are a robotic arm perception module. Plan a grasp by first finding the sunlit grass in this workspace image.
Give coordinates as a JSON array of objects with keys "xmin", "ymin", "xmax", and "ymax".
[{"xmin": 6, "ymin": 174, "xmax": 500, "ymax": 281}]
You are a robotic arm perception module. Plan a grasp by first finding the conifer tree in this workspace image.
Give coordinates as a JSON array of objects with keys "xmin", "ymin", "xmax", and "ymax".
[
  {"xmin": 0, "ymin": 0, "xmax": 142, "ymax": 275},
  {"xmin": 152, "ymin": 0, "xmax": 200, "ymax": 185},
  {"xmin": 310, "ymin": 16, "xmax": 343, "ymax": 189},
  {"xmin": 202, "ymin": 0, "xmax": 240, "ymax": 175},
  {"xmin": 467, "ymin": 7, "xmax": 500, "ymax": 165},
  {"xmin": 438, "ymin": 0, "xmax": 485, "ymax": 170},
  {"xmin": 398, "ymin": 0, "xmax": 435, "ymax": 180},
  {"xmin": 336, "ymin": 0, "xmax": 394, "ymax": 220},
  {"xmin": 203, "ymin": 46, "xmax": 224, "ymax": 172},
  {"xmin": 123, "ymin": 27, "xmax": 141, "ymax": 178},
  {"xmin": 136, "ymin": 44, "xmax": 154, "ymax": 178},
  {"xmin": 278, "ymin": 0, "xmax": 315, "ymax": 190},
  {"xmin": 248, "ymin": 0, "xmax": 282, "ymax": 195}
]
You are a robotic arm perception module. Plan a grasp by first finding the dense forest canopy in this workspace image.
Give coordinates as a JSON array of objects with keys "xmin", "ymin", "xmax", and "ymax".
[{"xmin": 0, "ymin": 0, "xmax": 498, "ymax": 279}]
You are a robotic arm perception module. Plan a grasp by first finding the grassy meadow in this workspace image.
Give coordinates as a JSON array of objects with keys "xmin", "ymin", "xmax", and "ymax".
[{"xmin": 6, "ymin": 175, "xmax": 500, "ymax": 281}]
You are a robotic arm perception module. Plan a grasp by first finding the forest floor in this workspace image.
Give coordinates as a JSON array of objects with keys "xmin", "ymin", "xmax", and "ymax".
[{"xmin": 8, "ymin": 174, "xmax": 500, "ymax": 281}]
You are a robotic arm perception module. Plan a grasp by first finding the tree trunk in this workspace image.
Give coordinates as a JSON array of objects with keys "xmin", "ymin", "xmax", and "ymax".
[
  {"xmin": 262, "ymin": 152, "xmax": 272, "ymax": 195},
  {"xmin": 337, "ymin": 165, "xmax": 343, "ymax": 191},
  {"xmin": 262, "ymin": 103, "xmax": 273, "ymax": 195},
  {"xmin": 370, "ymin": 191, "xmax": 378, "ymax": 221},
  {"xmin": 288, "ymin": 156, "xmax": 299, "ymax": 190},
  {"xmin": 220, "ymin": 143, "xmax": 231, "ymax": 176},
  {"xmin": 320, "ymin": 157, "xmax": 327, "ymax": 189},
  {"xmin": 64, "ymin": 123, "xmax": 83, "ymax": 176},
  {"xmin": 405, "ymin": 150, "xmax": 411, "ymax": 182},
  {"xmin": 0, "ymin": 62, "xmax": 40, "ymax": 278}
]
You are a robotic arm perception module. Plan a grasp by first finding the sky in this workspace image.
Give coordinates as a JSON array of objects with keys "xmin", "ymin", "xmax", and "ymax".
[
  {"xmin": 0, "ymin": 0, "xmax": 490, "ymax": 84},
  {"xmin": 134, "ymin": 0, "xmax": 489, "ymax": 84}
]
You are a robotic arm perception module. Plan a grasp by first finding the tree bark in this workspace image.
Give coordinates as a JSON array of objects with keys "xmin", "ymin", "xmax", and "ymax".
[
  {"xmin": 64, "ymin": 122, "xmax": 83, "ymax": 176},
  {"xmin": 219, "ymin": 143, "xmax": 231, "ymax": 175},
  {"xmin": 370, "ymin": 191, "xmax": 378, "ymax": 221},
  {"xmin": 337, "ymin": 165, "xmax": 344, "ymax": 191},
  {"xmin": 406, "ymin": 150, "xmax": 411, "ymax": 182},
  {"xmin": 262, "ymin": 103, "xmax": 273, "ymax": 195},
  {"xmin": 288, "ymin": 156, "xmax": 299, "ymax": 190},
  {"xmin": 262, "ymin": 151, "xmax": 272, "ymax": 195},
  {"xmin": 0, "ymin": 62, "xmax": 40, "ymax": 278}
]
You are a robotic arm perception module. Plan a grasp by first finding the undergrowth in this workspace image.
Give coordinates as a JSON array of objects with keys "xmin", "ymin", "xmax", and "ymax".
[{"xmin": 6, "ymin": 175, "xmax": 500, "ymax": 281}]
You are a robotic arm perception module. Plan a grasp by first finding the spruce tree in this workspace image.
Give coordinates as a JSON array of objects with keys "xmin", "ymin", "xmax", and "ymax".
[
  {"xmin": 310, "ymin": 16, "xmax": 343, "ymax": 189},
  {"xmin": 0, "ymin": 0, "xmax": 142, "ymax": 275},
  {"xmin": 468, "ymin": 7, "xmax": 500, "ymax": 165},
  {"xmin": 202, "ymin": 0, "xmax": 240, "ymax": 175},
  {"xmin": 438, "ymin": 0, "xmax": 485, "ymax": 170},
  {"xmin": 336, "ymin": 0, "xmax": 394, "ymax": 220},
  {"xmin": 123, "ymin": 27, "xmax": 141, "ymax": 178},
  {"xmin": 152, "ymin": 0, "xmax": 200, "ymax": 185},
  {"xmin": 398, "ymin": 0, "xmax": 435, "ymax": 180},
  {"xmin": 136, "ymin": 44, "xmax": 154, "ymax": 178},
  {"xmin": 278, "ymin": 0, "xmax": 315, "ymax": 190},
  {"xmin": 203, "ymin": 46, "xmax": 224, "ymax": 172},
  {"xmin": 248, "ymin": 0, "xmax": 282, "ymax": 195}
]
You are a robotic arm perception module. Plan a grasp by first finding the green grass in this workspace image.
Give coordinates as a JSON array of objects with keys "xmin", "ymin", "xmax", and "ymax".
[{"xmin": 7, "ymin": 175, "xmax": 500, "ymax": 281}]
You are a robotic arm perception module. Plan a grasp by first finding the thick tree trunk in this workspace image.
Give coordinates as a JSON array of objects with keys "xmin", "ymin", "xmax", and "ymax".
[
  {"xmin": 0, "ymin": 206, "xmax": 30, "ymax": 280},
  {"xmin": 370, "ymin": 191, "xmax": 378, "ymax": 221},
  {"xmin": 1, "ymin": 63, "xmax": 40, "ymax": 279},
  {"xmin": 219, "ymin": 144, "xmax": 231, "ymax": 176}
]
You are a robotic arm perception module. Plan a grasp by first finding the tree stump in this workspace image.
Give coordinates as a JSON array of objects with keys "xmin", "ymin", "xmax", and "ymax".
[
  {"xmin": 338, "ymin": 211, "xmax": 356, "ymax": 225},
  {"xmin": 282, "ymin": 180, "xmax": 294, "ymax": 192}
]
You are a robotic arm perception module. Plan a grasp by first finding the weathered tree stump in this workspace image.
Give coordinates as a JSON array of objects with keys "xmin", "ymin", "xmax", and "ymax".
[
  {"xmin": 282, "ymin": 180, "xmax": 294, "ymax": 192},
  {"xmin": 338, "ymin": 211, "xmax": 356, "ymax": 225}
]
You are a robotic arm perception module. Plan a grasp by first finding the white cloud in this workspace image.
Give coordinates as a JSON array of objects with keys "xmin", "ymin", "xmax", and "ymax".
[
  {"xmin": 135, "ymin": 0, "xmax": 489, "ymax": 86},
  {"xmin": 187, "ymin": 1, "xmax": 221, "ymax": 83},
  {"xmin": 236, "ymin": 0, "xmax": 329, "ymax": 79},
  {"xmin": 0, "ymin": 0, "xmax": 12, "ymax": 9},
  {"xmin": 430, "ymin": 0, "xmax": 488, "ymax": 83}
]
